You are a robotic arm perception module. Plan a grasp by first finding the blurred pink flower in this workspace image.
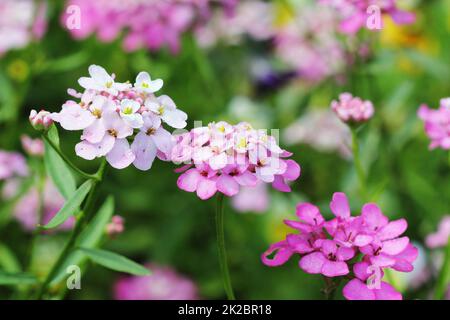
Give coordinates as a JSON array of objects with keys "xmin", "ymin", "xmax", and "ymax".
[
  {"xmin": 274, "ymin": 4, "xmax": 350, "ymax": 83},
  {"xmin": 319, "ymin": 0, "xmax": 416, "ymax": 34},
  {"xmin": 106, "ymin": 215, "xmax": 125, "ymax": 237},
  {"xmin": 418, "ymin": 98, "xmax": 450, "ymax": 150},
  {"xmin": 62, "ymin": 0, "xmax": 234, "ymax": 54},
  {"xmin": 331, "ymin": 93, "xmax": 374, "ymax": 123},
  {"xmin": 21, "ymin": 135, "xmax": 44, "ymax": 156},
  {"xmin": 426, "ymin": 216, "xmax": 450, "ymax": 249},
  {"xmin": 0, "ymin": 150, "xmax": 28, "ymax": 180},
  {"xmin": 231, "ymin": 182, "xmax": 269, "ymax": 213},
  {"xmin": 173, "ymin": 121, "xmax": 301, "ymax": 200},
  {"xmin": 3, "ymin": 179, "xmax": 73, "ymax": 232},
  {"xmin": 114, "ymin": 264, "xmax": 199, "ymax": 300},
  {"xmin": 283, "ymin": 109, "xmax": 352, "ymax": 159},
  {"xmin": 0, "ymin": 0, "xmax": 47, "ymax": 55},
  {"xmin": 262, "ymin": 192, "xmax": 418, "ymax": 300},
  {"xmin": 195, "ymin": 0, "xmax": 274, "ymax": 48}
]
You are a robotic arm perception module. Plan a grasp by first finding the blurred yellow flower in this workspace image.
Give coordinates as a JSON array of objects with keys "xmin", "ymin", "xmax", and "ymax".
[{"xmin": 7, "ymin": 59, "xmax": 30, "ymax": 82}]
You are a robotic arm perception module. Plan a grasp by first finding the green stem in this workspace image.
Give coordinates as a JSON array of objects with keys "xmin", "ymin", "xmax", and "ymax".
[
  {"xmin": 434, "ymin": 237, "xmax": 450, "ymax": 299},
  {"xmin": 351, "ymin": 128, "xmax": 367, "ymax": 201},
  {"xmin": 42, "ymin": 133, "xmax": 99, "ymax": 181},
  {"xmin": 215, "ymin": 193, "xmax": 236, "ymax": 300},
  {"xmin": 35, "ymin": 160, "xmax": 107, "ymax": 299}
]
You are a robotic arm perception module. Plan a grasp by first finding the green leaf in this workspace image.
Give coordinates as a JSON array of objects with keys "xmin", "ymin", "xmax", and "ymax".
[
  {"xmin": 435, "ymin": 237, "xmax": 450, "ymax": 299},
  {"xmin": 0, "ymin": 243, "xmax": 21, "ymax": 273},
  {"xmin": 0, "ymin": 270, "xmax": 38, "ymax": 285},
  {"xmin": 43, "ymin": 180, "xmax": 93, "ymax": 229},
  {"xmin": 78, "ymin": 248, "xmax": 150, "ymax": 276},
  {"xmin": 50, "ymin": 197, "xmax": 115, "ymax": 285},
  {"xmin": 44, "ymin": 126, "xmax": 76, "ymax": 199}
]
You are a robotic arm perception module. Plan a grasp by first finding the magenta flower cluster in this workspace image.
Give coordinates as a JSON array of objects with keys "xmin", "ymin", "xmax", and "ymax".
[
  {"xmin": 418, "ymin": 98, "xmax": 450, "ymax": 150},
  {"xmin": 45, "ymin": 65, "xmax": 187, "ymax": 170},
  {"xmin": 172, "ymin": 122, "xmax": 301, "ymax": 200},
  {"xmin": 262, "ymin": 192, "xmax": 418, "ymax": 300},
  {"xmin": 319, "ymin": 0, "xmax": 416, "ymax": 34},
  {"xmin": 331, "ymin": 92, "xmax": 374, "ymax": 123}
]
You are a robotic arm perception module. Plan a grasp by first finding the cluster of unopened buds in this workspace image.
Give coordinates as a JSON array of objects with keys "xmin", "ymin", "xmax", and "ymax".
[
  {"xmin": 172, "ymin": 121, "xmax": 301, "ymax": 200},
  {"xmin": 331, "ymin": 93, "xmax": 374, "ymax": 123},
  {"xmin": 31, "ymin": 65, "xmax": 187, "ymax": 169},
  {"xmin": 262, "ymin": 192, "xmax": 418, "ymax": 300}
]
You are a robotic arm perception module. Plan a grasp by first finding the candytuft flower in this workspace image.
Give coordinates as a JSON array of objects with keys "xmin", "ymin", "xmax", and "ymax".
[
  {"xmin": 418, "ymin": 98, "xmax": 450, "ymax": 150},
  {"xmin": 331, "ymin": 93, "xmax": 374, "ymax": 123},
  {"xmin": 172, "ymin": 121, "xmax": 300, "ymax": 200},
  {"xmin": 48, "ymin": 65, "xmax": 187, "ymax": 170},
  {"xmin": 261, "ymin": 192, "xmax": 418, "ymax": 300}
]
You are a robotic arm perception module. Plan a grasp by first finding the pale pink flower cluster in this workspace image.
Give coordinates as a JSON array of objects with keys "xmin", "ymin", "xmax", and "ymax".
[
  {"xmin": 274, "ymin": 4, "xmax": 349, "ymax": 83},
  {"xmin": 1, "ymin": 149, "xmax": 70, "ymax": 232},
  {"xmin": 114, "ymin": 263, "xmax": 199, "ymax": 300},
  {"xmin": 62, "ymin": 0, "xmax": 235, "ymax": 54},
  {"xmin": 48, "ymin": 65, "xmax": 187, "ymax": 170},
  {"xmin": 0, "ymin": 0, "xmax": 47, "ymax": 55},
  {"xmin": 262, "ymin": 192, "xmax": 418, "ymax": 300},
  {"xmin": 195, "ymin": 0, "xmax": 274, "ymax": 48},
  {"xmin": 319, "ymin": 0, "xmax": 416, "ymax": 34},
  {"xmin": 0, "ymin": 150, "xmax": 28, "ymax": 180},
  {"xmin": 417, "ymin": 98, "xmax": 450, "ymax": 150},
  {"xmin": 331, "ymin": 93, "xmax": 374, "ymax": 123},
  {"xmin": 172, "ymin": 122, "xmax": 301, "ymax": 200}
]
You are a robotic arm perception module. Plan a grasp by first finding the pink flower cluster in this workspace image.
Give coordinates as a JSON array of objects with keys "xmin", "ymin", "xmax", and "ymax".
[
  {"xmin": 172, "ymin": 121, "xmax": 301, "ymax": 200},
  {"xmin": 319, "ymin": 0, "xmax": 416, "ymax": 34},
  {"xmin": 418, "ymin": 98, "xmax": 450, "ymax": 150},
  {"xmin": 46, "ymin": 65, "xmax": 187, "ymax": 170},
  {"xmin": 1, "ymin": 148, "xmax": 70, "ymax": 232},
  {"xmin": 274, "ymin": 3, "xmax": 350, "ymax": 83},
  {"xmin": 62, "ymin": 0, "xmax": 235, "ymax": 54},
  {"xmin": 331, "ymin": 93, "xmax": 374, "ymax": 123},
  {"xmin": 114, "ymin": 263, "xmax": 198, "ymax": 300},
  {"xmin": 262, "ymin": 192, "xmax": 418, "ymax": 300},
  {"xmin": 0, "ymin": 0, "xmax": 47, "ymax": 55}
]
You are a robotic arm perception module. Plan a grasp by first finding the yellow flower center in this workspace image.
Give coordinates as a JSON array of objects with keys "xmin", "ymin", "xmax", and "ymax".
[
  {"xmin": 92, "ymin": 109, "xmax": 102, "ymax": 118},
  {"xmin": 106, "ymin": 81, "xmax": 113, "ymax": 89},
  {"xmin": 142, "ymin": 82, "xmax": 149, "ymax": 88},
  {"xmin": 158, "ymin": 106, "xmax": 165, "ymax": 115},
  {"xmin": 123, "ymin": 106, "xmax": 133, "ymax": 115}
]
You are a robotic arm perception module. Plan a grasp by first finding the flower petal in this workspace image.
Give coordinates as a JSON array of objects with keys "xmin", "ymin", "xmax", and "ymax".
[
  {"xmin": 106, "ymin": 139, "xmax": 135, "ymax": 169},
  {"xmin": 330, "ymin": 192, "xmax": 350, "ymax": 219},
  {"xmin": 299, "ymin": 252, "xmax": 326, "ymax": 274},
  {"xmin": 131, "ymin": 132, "xmax": 157, "ymax": 171}
]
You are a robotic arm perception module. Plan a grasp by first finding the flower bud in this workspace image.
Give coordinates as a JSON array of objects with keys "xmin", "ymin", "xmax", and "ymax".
[{"xmin": 29, "ymin": 109, "xmax": 53, "ymax": 131}]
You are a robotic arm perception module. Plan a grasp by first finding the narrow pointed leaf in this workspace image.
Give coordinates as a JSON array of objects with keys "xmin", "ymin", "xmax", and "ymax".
[
  {"xmin": 78, "ymin": 247, "xmax": 150, "ymax": 276},
  {"xmin": 0, "ymin": 270, "xmax": 38, "ymax": 285},
  {"xmin": 43, "ymin": 180, "xmax": 93, "ymax": 229},
  {"xmin": 50, "ymin": 197, "xmax": 115, "ymax": 285},
  {"xmin": 44, "ymin": 125, "xmax": 76, "ymax": 199}
]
